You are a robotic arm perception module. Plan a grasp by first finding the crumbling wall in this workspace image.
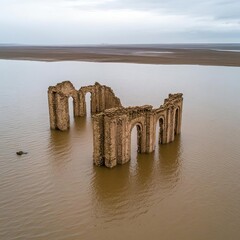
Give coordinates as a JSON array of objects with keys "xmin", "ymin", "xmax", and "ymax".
[
  {"xmin": 48, "ymin": 81, "xmax": 80, "ymax": 131},
  {"xmin": 79, "ymin": 82, "xmax": 122, "ymax": 116},
  {"xmin": 93, "ymin": 94, "xmax": 183, "ymax": 168},
  {"xmin": 48, "ymin": 81, "xmax": 122, "ymax": 130},
  {"xmin": 48, "ymin": 81, "xmax": 183, "ymax": 168}
]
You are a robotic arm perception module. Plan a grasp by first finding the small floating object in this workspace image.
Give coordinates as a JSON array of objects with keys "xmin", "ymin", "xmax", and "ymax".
[{"xmin": 16, "ymin": 151, "xmax": 28, "ymax": 155}]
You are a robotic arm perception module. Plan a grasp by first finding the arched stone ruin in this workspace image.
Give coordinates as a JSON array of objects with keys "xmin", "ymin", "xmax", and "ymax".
[
  {"xmin": 48, "ymin": 81, "xmax": 122, "ymax": 130},
  {"xmin": 48, "ymin": 81, "xmax": 183, "ymax": 168}
]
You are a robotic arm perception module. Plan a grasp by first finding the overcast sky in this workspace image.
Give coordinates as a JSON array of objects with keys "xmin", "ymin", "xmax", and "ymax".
[{"xmin": 0, "ymin": 0, "xmax": 239, "ymax": 44}]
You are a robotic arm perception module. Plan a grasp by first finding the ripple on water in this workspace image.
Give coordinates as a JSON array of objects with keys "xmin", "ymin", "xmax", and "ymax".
[{"xmin": 1, "ymin": 61, "xmax": 240, "ymax": 240}]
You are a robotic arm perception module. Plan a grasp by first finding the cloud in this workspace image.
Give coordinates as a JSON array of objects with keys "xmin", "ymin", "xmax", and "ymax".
[
  {"xmin": 0, "ymin": 0, "xmax": 239, "ymax": 44},
  {"xmin": 66, "ymin": 0, "xmax": 240, "ymax": 21}
]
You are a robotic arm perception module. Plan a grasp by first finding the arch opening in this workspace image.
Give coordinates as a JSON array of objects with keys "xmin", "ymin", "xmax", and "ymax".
[
  {"xmin": 68, "ymin": 96, "xmax": 74, "ymax": 126},
  {"xmin": 85, "ymin": 92, "xmax": 92, "ymax": 117},
  {"xmin": 155, "ymin": 117, "xmax": 164, "ymax": 149},
  {"xmin": 130, "ymin": 124, "xmax": 142, "ymax": 167},
  {"xmin": 131, "ymin": 124, "xmax": 142, "ymax": 153},
  {"xmin": 174, "ymin": 108, "xmax": 179, "ymax": 135}
]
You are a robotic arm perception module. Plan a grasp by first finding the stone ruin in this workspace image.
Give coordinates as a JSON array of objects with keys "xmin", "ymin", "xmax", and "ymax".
[{"xmin": 48, "ymin": 81, "xmax": 183, "ymax": 168}]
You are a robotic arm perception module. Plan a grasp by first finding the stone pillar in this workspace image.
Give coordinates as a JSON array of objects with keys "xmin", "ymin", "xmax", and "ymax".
[
  {"xmin": 93, "ymin": 113, "xmax": 105, "ymax": 166},
  {"xmin": 91, "ymin": 91, "xmax": 96, "ymax": 114},
  {"xmin": 116, "ymin": 115, "xmax": 128, "ymax": 165},
  {"xmin": 55, "ymin": 93, "xmax": 69, "ymax": 131},
  {"xmin": 177, "ymin": 101, "xmax": 183, "ymax": 134},
  {"xmin": 94, "ymin": 85, "xmax": 99, "ymax": 113},
  {"xmin": 146, "ymin": 113, "xmax": 155, "ymax": 153},
  {"xmin": 72, "ymin": 94, "xmax": 81, "ymax": 117},
  {"xmin": 169, "ymin": 107, "xmax": 175, "ymax": 142},
  {"xmin": 166, "ymin": 107, "xmax": 175, "ymax": 143},
  {"xmin": 125, "ymin": 129, "xmax": 131, "ymax": 163},
  {"xmin": 101, "ymin": 87, "xmax": 106, "ymax": 112},
  {"xmin": 104, "ymin": 116, "xmax": 117, "ymax": 168},
  {"xmin": 79, "ymin": 91, "xmax": 86, "ymax": 116},
  {"xmin": 48, "ymin": 90, "xmax": 57, "ymax": 129},
  {"xmin": 140, "ymin": 124, "xmax": 147, "ymax": 153}
]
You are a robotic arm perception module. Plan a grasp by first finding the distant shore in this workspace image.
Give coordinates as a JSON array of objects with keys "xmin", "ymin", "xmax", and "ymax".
[{"xmin": 0, "ymin": 45, "xmax": 240, "ymax": 67}]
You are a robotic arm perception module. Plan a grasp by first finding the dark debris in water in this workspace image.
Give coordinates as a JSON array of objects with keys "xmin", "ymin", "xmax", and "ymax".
[{"xmin": 16, "ymin": 151, "xmax": 28, "ymax": 156}]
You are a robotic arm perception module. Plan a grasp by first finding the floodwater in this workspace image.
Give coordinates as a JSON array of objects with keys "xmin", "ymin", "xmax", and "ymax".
[{"xmin": 0, "ymin": 60, "xmax": 240, "ymax": 240}]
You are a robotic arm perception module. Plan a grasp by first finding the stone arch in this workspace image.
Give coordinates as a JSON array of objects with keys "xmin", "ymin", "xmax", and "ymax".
[
  {"xmin": 79, "ymin": 88, "xmax": 95, "ymax": 116},
  {"xmin": 48, "ymin": 81, "xmax": 80, "ymax": 131},
  {"xmin": 153, "ymin": 113, "xmax": 167, "ymax": 147},
  {"xmin": 78, "ymin": 82, "xmax": 122, "ymax": 117},
  {"xmin": 48, "ymin": 81, "xmax": 183, "ymax": 168}
]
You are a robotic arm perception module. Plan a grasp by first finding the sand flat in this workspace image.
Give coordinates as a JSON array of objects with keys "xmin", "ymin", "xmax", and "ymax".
[{"xmin": 0, "ymin": 45, "xmax": 240, "ymax": 66}]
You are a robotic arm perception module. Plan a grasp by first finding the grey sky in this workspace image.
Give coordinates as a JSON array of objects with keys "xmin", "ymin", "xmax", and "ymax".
[{"xmin": 0, "ymin": 0, "xmax": 239, "ymax": 44}]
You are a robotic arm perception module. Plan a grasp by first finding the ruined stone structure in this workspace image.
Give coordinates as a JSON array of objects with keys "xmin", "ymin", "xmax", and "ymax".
[
  {"xmin": 48, "ymin": 81, "xmax": 183, "ymax": 168},
  {"xmin": 48, "ymin": 81, "xmax": 122, "ymax": 131},
  {"xmin": 93, "ymin": 94, "xmax": 183, "ymax": 168}
]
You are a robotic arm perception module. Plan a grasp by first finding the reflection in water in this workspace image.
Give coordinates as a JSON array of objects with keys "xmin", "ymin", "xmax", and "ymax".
[
  {"xmin": 48, "ymin": 116, "xmax": 92, "ymax": 171},
  {"xmin": 1, "ymin": 61, "xmax": 240, "ymax": 240},
  {"xmin": 91, "ymin": 136, "xmax": 182, "ymax": 222},
  {"xmin": 157, "ymin": 135, "xmax": 182, "ymax": 188},
  {"xmin": 135, "ymin": 152, "xmax": 155, "ymax": 186},
  {"xmin": 48, "ymin": 130, "xmax": 71, "ymax": 160},
  {"xmin": 92, "ymin": 164, "xmax": 131, "ymax": 221},
  {"xmin": 72, "ymin": 116, "xmax": 88, "ymax": 133}
]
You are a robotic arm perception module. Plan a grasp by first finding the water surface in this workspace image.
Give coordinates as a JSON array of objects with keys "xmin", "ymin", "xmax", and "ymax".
[{"xmin": 0, "ymin": 61, "xmax": 240, "ymax": 240}]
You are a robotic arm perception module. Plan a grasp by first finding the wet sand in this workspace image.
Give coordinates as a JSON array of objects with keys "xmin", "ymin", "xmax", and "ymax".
[{"xmin": 0, "ymin": 45, "xmax": 240, "ymax": 66}]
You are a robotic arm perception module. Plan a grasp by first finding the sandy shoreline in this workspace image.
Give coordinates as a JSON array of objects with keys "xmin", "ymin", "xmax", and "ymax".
[{"xmin": 0, "ymin": 45, "xmax": 240, "ymax": 66}]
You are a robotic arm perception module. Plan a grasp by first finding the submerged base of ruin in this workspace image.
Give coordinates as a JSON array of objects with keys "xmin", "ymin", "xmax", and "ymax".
[{"xmin": 48, "ymin": 81, "xmax": 183, "ymax": 168}]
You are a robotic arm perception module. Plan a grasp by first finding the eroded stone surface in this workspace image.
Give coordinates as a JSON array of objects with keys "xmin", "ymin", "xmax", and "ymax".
[
  {"xmin": 48, "ymin": 81, "xmax": 183, "ymax": 168},
  {"xmin": 48, "ymin": 81, "xmax": 122, "ymax": 130},
  {"xmin": 93, "ymin": 93, "xmax": 183, "ymax": 168}
]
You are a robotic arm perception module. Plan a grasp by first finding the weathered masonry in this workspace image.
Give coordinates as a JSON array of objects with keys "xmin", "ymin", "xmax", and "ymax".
[
  {"xmin": 48, "ymin": 81, "xmax": 122, "ymax": 130},
  {"xmin": 93, "ymin": 94, "xmax": 183, "ymax": 168},
  {"xmin": 48, "ymin": 81, "xmax": 183, "ymax": 168}
]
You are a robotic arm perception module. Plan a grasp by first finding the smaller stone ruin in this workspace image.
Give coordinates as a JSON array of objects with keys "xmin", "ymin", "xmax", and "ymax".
[
  {"xmin": 48, "ymin": 81, "xmax": 122, "ymax": 130},
  {"xmin": 48, "ymin": 81, "xmax": 183, "ymax": 168}
]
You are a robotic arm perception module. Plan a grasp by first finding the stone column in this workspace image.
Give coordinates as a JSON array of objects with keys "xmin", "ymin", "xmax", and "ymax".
[
  {"xmin": 177, "ymin": 101, "xmax": 183, "ymax": 134},
  {"xmin": 93, "ymin": 113, "xmax": 104, "ymax": 166},
  {"xmin": 125, "ymin": 129, "xmax": 131, "ymax": 163},
  {"xmin": 100, "ymin": 86, "xmax": 106, "ymax": 112},
  {"xmin": 166, "ymin": 107, "xmax": 175, "ymax": 143},
  {"xmin": 72, "ymin": 94, "xmax": 81, "ymax": 117},
  {"xmin": 91, "ymin": 91, "xmax": 96, "ymax": 114},
  {"xmin": 48, "ymin": 90, "xmax": 57, "ymax": 129},
  {"xmin": 116, "ymin": 115, "xmax": 128, "ymax": 165},
  {"xmin": 79, "ymin": 91, "xmax": 86, "ymax": 117},
  {"xmin": 170, "ymin": 107, "xmax": 175, "ymax": 142},
  {"xmin": 104, "ymin": 116, "xmax": 117, "ymax": 168},
  {"xmin": 55, "ymin": 93, "xmax": 69, "ymax": 131},
  {"xmin": 146, "ymin": 113, "xmax": 155, "ymax": 153}
]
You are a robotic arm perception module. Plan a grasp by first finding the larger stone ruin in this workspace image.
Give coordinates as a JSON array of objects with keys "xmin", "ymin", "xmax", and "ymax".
[{"xmin": 48, "ymin": 81, "xmax": 183, "ymax": 168}]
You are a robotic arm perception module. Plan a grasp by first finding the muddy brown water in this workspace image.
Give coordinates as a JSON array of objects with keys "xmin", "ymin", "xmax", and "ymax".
[{"xmin": 0, "ymin": 60, "xmax": 240, "ymax": 240}]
